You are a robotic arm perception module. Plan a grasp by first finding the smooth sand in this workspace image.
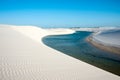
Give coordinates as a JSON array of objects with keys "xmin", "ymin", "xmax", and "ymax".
[
  {"xmin": 87, "ymin": 29, "xmax": 120, "ymax": 54},
  {"xmin": 93, "ymin": 29, "xmax": 120, "ymax": 48},
  {"xmin": 86, "ymin": 37, "xmax": 120, "ymax": 54},
  {"xmin": 0, "ymin": 25, "xmax": 120, "ymax": 80}
]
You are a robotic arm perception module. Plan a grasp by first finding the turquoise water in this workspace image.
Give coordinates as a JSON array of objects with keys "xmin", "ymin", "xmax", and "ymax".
[{"xmin": 42, "ymin": 31, "xmax": 120, "ymax": 76}]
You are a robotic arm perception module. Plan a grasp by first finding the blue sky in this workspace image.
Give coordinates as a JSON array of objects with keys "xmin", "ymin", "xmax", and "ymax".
[{"xmin": 0, "ymin": 0, "xmax": 120, "ymax": 27}]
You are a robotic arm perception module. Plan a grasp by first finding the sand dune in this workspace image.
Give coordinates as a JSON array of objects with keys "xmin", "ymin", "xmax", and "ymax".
[
  {"xmin": 88, "ymin": 29, "xmax": 120, "ymax": 54},
  {"xmin": 93, "ymin": 29, "xmax": 120, "ymax": 47},
  {"xmin": 0, "ymin": 25, "xmax": 120, "ymax": 80}
]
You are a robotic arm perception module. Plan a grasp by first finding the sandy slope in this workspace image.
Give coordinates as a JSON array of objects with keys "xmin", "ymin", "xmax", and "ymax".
[
  {"xmin": 93, "ymin": 29, "xmax": 120, "ymax": 47},
  {"xmin": 88, "ymin": 29, "xmax": 120, "ymax": 54},
  {"xmin": 0, "ymin": 25, "xmax": 120, "ymax": 80}
]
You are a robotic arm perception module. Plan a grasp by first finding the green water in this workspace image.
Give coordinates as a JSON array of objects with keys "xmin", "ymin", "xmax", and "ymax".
[{"xmin": 42, "ymin": 31, "xmax": 120, "ymax": 76}]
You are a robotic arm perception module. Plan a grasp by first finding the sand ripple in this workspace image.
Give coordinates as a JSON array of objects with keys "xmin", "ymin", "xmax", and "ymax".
[{"xmin": 0, "ymin": 26, "xmax": 120, "ymax": 80}]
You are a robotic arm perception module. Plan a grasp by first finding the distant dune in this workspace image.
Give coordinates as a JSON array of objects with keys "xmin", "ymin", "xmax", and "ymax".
[{"xmin": 87, "ymin": 29, "xmax": 120, "ymax": 54}]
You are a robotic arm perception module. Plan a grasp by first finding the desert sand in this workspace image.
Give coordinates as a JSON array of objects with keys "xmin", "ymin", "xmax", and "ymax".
[
  {"xmin": 93, "ymin": 29, "xmax": 120, "ymax": 47},
  {"xmin": 0, "ymin": 25, "xmax": 120, "ymax": 80},
  {"xmin": 87, "ymin": 29, "xmax": 120, "ymax": 54}
]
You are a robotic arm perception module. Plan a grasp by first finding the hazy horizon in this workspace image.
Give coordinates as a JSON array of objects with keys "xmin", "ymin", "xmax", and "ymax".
[{"xmin": 0, "ymin": 0, "xmax": 120, "ymax": 28}]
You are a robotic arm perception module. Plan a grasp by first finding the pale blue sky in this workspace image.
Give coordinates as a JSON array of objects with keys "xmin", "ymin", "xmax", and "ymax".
[{"xmin": 0, "ymin": 0, "xmax": 120, "ymax": 27}]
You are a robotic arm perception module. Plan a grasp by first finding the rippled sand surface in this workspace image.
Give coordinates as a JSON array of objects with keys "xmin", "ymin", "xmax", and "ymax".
[{"xmin": 0, "ymin": 25, "xmax": 120, "ymax": 80}]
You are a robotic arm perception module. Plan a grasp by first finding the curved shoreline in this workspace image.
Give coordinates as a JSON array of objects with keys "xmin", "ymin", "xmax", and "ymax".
[{"xmin": 86, "ymin": 36, "xmax": 120, "ymax": 55}]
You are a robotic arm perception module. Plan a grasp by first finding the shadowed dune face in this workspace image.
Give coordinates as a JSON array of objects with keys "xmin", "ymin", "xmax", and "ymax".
[{"xmin": 42, "ymin": 31, "xmax": 120, "ymax": 76}]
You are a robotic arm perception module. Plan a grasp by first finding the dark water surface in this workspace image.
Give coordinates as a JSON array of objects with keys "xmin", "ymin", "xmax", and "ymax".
[{"xmin": 42, "ymin": 31, "xmax": 120, "ymax": 76}]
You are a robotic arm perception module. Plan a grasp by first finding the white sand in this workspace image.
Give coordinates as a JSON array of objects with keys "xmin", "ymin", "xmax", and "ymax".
[
  {"xmin": 93, "ymin": 29, "xmax": 120, "ymax": 48},
  {"xmin": 0, "ymin": 25, "xmax": 120, "ymax": 80}
]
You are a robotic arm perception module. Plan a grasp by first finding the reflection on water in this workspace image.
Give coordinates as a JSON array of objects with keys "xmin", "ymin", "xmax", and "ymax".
[{"xmin": 42, "ymin": 31, "xmax": 120, "ymax": 76}]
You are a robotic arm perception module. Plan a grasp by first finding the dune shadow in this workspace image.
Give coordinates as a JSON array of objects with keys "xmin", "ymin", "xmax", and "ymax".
[{"xmin": 42, "ymin": 31, "xmax": 120, "ymax": 76}]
